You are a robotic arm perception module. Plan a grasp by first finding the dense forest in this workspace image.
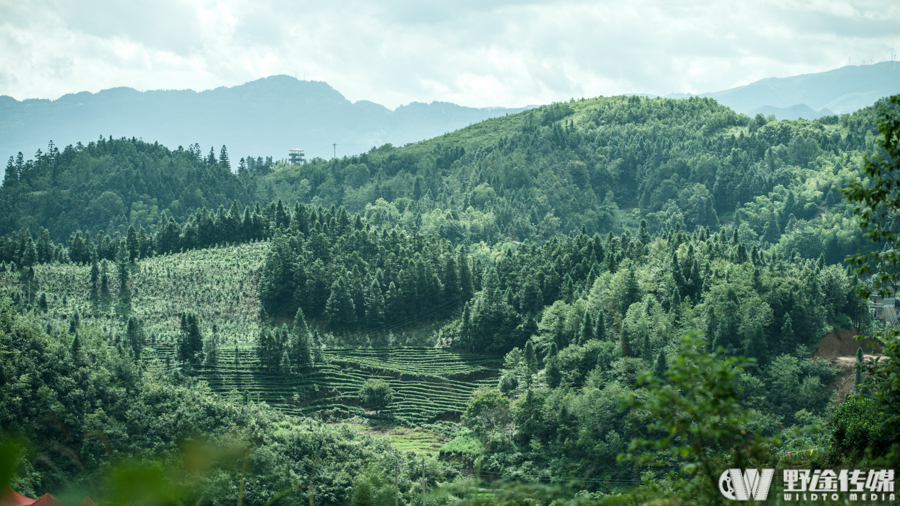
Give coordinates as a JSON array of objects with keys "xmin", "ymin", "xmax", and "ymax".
[{"xmin": 2, "ymin": 95, "xmax": 900, "ymax": 505}]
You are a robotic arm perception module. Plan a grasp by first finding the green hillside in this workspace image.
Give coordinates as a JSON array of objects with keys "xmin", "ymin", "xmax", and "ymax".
[
  {"xmin": 3, "ymin": 94, "xmax": 900, "ymax": 505},
  {"xmin": 0, "ymin": 241, "xmax": 500, "ymax": 424}
]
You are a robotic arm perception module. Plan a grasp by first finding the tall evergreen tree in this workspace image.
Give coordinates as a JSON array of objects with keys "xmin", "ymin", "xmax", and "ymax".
[
  {"xmin": 578, "ymin": 313, "xmax": 593, "ymax": 345},
  {"xmin": 204, "ymin": 324, "xmax": 220, "ymax": 367},
  {"xmin": 125, "ymin": 316, "xmax": 146, "ymax": 359},
  {"xmin": 178, "ymin": 312, "xmax": 203, "ymax": 367},
  {"xmin": 219, "ymin": 145, "xmax": 231, "ymax": 172},
  {"xmin": 324, "ymin": 277, "xmax": 357, "ymax": 330},
  {"xmin": 653, "ymin": 348, "xmax": 668, "ymax": 379},
  {"xmin": 290, "ymin": 307, "xmax": 313, "ymax": 372},
  {"xmin": 593, "ymin": 310, "xmax": 606, "ymax": 341}
]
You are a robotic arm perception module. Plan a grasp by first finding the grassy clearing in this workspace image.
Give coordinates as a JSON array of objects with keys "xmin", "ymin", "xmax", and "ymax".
[{"xmin": 337, "ymin": 423, "xmax": 445, "ymax": 456}]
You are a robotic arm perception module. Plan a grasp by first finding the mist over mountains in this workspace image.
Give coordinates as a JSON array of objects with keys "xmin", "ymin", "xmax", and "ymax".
[
  {"xmin": 1, "ymin": 62, "xmax": 898, "ymax": 165},
  {"xmin": 0, "ymin": 76, "xmax": 532, "ymax": 164},
  {"xmin": 674, "ymin": 61, "xmax": 900, "ymax": 120}
]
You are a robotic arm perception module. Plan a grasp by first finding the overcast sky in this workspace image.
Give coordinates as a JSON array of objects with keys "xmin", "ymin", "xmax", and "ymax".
[{"xmin": 0, "ymin": 0, "xmax": 897, "ymax": 109}]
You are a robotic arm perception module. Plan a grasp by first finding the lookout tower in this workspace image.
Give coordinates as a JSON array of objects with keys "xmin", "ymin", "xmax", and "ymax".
[{"xmin": 288, "ymin": 148, "xmax": 305, "ymax": 165}]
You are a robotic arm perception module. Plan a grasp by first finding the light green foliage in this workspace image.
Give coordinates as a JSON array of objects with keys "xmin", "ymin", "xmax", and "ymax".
[
  {"xmin": 359, "ymin": 378, "xmax": 395, "ymax": 415},
  {"xmin": 462, "ymin": 388, "xmax": 510, "ymax": 436},
  {"xmin": 623, "ymin": 331, "xmax": 778, "ymax": 496}
]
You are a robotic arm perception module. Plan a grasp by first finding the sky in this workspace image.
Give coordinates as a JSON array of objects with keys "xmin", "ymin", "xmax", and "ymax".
[{"xmin": 0, "ymin": 0, "xmax": 897, "ymax": 109}]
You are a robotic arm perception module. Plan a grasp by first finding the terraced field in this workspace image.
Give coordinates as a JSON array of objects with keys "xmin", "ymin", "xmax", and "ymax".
[
  {"xmin": 2, "ymin": 243, "xmax": 501, "ymax": 424},
  {"xmin": 147, "ymin": 345, "xmax": 501, "ymax": 423}
]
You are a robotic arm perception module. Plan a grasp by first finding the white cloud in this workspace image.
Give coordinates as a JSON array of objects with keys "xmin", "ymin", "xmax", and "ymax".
[{"xmin": 0, "ymin": 0, "xmax": 897, "ymax": 107}]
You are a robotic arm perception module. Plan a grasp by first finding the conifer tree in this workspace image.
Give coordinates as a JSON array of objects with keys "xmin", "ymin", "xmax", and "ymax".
[
  {"xmin": 546, "ymin": 342, "xmax": 558, "ymax": 361},
  {"xmin": 546, "ymin": 357, "xmax": 561, "ymax": 388},
  {"xmin": 578, "ymin": 313, "xmax": 593, "ymax": 345},
  {"xmin": 524, "ymin": 340, "xmax": 537, "ymax": 373},
  {"xmin": 219, "ymin": 145, "xmax": 230, "ymax": 172},
  {"xmin": 204, "ymin": 324, "xmax": 220, "ymax": 367},
  {"xmin": 126, "ymin": 225, "xmax": 139, "ymax": 261},
  {"xmin": 69, "ymin": 311, "xmax": 80, "ymax": 334},
  {"xmin": 642, "ymin": 334, "xmax": 652, "ymax": 362},
  {"xmin": 653, "ymin": 348, "xmax": 668, "ymax": 379},
  {"xmin": 290, "ymin": 307, "xmax": 313, "ymax": 372},
  {"xmin": 324, "ymin": 277, "xmax": 357, "ymax": 330},
  {"xmin": 178, "ymin": 312, "xmax": 203, "ymax": 367},
  {"xmin": 458, "ymin": 246, "xmax": 474, "ymax": 301},
  {"xmin": 780, "ymin": 313, "xmax": 796, "ymax": 353},
  {"xmin": 593, "ymin": 310, "xmax": 606, "ymax": 341},
  {"xmin": 365, "ymin": 280, "xmax": 385, "ymax": 328},
  {"xmin": 125, "ymin": 316, "xmax": 145, "ymax": 359},
  {"xmin": 89, "ymin": 254, "xmax": 99, "ymax": 301},
  {"xmin": 854, "ymin": 346, "xmax": 864, "ymax": 392}
]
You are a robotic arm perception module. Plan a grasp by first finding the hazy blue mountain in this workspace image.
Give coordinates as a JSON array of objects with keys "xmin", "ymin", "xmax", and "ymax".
[
  {"xmin": 0, "ymin": 76, "xmax": 531, "ymax": 164},
  {"xmin": 702, "ymin": 61, "xmax": 900, "ymax": 117},
  {"xmin": 743, "ymin": 103, "xmax": 835, "ymax": 121}
]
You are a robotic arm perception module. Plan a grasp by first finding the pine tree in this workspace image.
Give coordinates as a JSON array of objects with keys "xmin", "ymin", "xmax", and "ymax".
[
  {"xmin": 89, "ymin": 254, "xmax": 100, "ymax": 302},
  {"xmin": 622, "ymin": 268, "xmax": 641, "ymax": 311},
  {"xmin": 365, "ymin": 280, "xmax": 385, "ymax": 328},
  {"xmin": 205, "ymin": 324, "xmax": 220, "ymax": 367},
  {"xmin": 219, "ymin": 145, "xmax": 231, "ymax": 172},
  {"xmin": 69, "ymin": 311, "xmax": 80, "ymax": 334},
  {"xmin": 546, "ymin": 357, "xmax": 561, "ymax": 388},
  {"xmin": 324, "ymin": 277, "xmax": 357, "ymax": 331},
  {"xmin": 593, "ymin": 310, "xmax": 606, "ymax": 341},
  {"xmin": 578, "ymin": 313, "xmax": 593, "ymax": 345},
  {"xmin": 126, "ymin": 225, "xmax": 139, "ymax": 261},
  {"xmin": 458, "ymin": 246, "xmax": 474, "ymax": 301},
  {"xmin": 854, "ymin": 346, "xmax": 864, "ymax": 392},
  {"xmin": 125, "ymin": 316, "xmax": 145, "ymax": 359},
  {"xmin": 653, "ymin": 348, "xmax": 668, "ymax": 379},
  {"xmin": 546, "ymin": 342, "xmax": 558, "ymax": 360},
  {"xmin": 642, "ymin": 334, "xmax": 652, "ymax": 362},
  {"xmin": 100, "ymin": 260, "xmax": 111, "ymax": 301},
  {"xmin": 780, "ymin": 313, "xmax": 796, "ymax": 354},
  {"xmin": 290, "ymin": 307, "xmax": 313, "ymax": 372},
  {"xmin": 524, "ymin": 340, "xmax": 537, "ymax": 373},
  {"xmin": 178, "ymin": 312, "xmax": 203, "ymax": 367}
]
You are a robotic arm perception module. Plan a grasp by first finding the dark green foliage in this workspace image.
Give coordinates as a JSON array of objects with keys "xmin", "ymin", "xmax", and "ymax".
[
  {"xmin": 125, "ymin": 316, "xmax": 145, "ymax": 358},
  {"xmin": 653, "ymin": 348, "xmax": 667, "ymax": 379},
  {"xmin": 177, "ymin": 312, "xmax": 203, "ymax": 366},
  {"xmin": 0, "ymin": 299, "xmax": 430, "ymax": 505},
  {"xmin": 204, "ymin": 324, "xmax": 220, "ymax": 367},
  {"xmin": 290, "ymin": 308, "xmax": 314, "ymax": 372},
  {"xmin": 0, "ymin": 137, "xmax": 248, "ymax": 243},
  {"xmin": 830, "ymin": 395, "xmax": 900, "ymax": 458},
  {"xmin": 624, "ymin": 332, "xmax": 779, "ymax": 497}
]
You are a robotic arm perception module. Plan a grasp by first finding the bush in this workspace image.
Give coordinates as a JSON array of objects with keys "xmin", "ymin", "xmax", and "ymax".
[{"xmin": 358, "ymin": 378, "xmax": 394, "ymax": 415}]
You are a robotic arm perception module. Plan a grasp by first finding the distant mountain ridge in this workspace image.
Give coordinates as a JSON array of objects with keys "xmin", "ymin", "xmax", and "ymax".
[
  {"xmin": 0, "ymin": 76, "xmax": 532, "ymax": 163},
  {"xmin": 2, "ymin": 62, "xmax": 897, "ymax": 163},
  {"xmin": 667, "ymin": 61, "xmax": 900, "ymax": 120}
]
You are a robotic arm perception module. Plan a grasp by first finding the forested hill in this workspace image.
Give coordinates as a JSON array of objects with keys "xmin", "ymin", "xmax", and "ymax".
[
  {"xmin": 256, "ymin": 95, "xmax": 885, "ymax": 263},
  {"xmin": 1, "ymin": 94, "xmax": 891, "ymax": 264}
]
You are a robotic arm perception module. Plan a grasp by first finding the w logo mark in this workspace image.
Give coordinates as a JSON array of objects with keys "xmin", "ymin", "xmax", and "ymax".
[{"xmin": 718, "ymin": 469, "xmax": 775, "ymax": 501}]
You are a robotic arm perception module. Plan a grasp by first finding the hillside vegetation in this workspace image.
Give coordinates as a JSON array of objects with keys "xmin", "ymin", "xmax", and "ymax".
[{"xmin": 2, "ymin": 93, "xmax": 900, "ymax": 505}]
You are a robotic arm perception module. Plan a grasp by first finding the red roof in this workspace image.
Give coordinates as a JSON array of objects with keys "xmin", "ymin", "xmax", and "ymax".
[
  {"xmin": 29, "ymin": 495, "xmax": 60, "ymax": 506},
  {"xmin": 0, "ymin": 487, "xmax": 35, "ymax": 506},
  {"xmin": 77, "ymin": 497, "xmax": 98, "ymax": 506}
]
